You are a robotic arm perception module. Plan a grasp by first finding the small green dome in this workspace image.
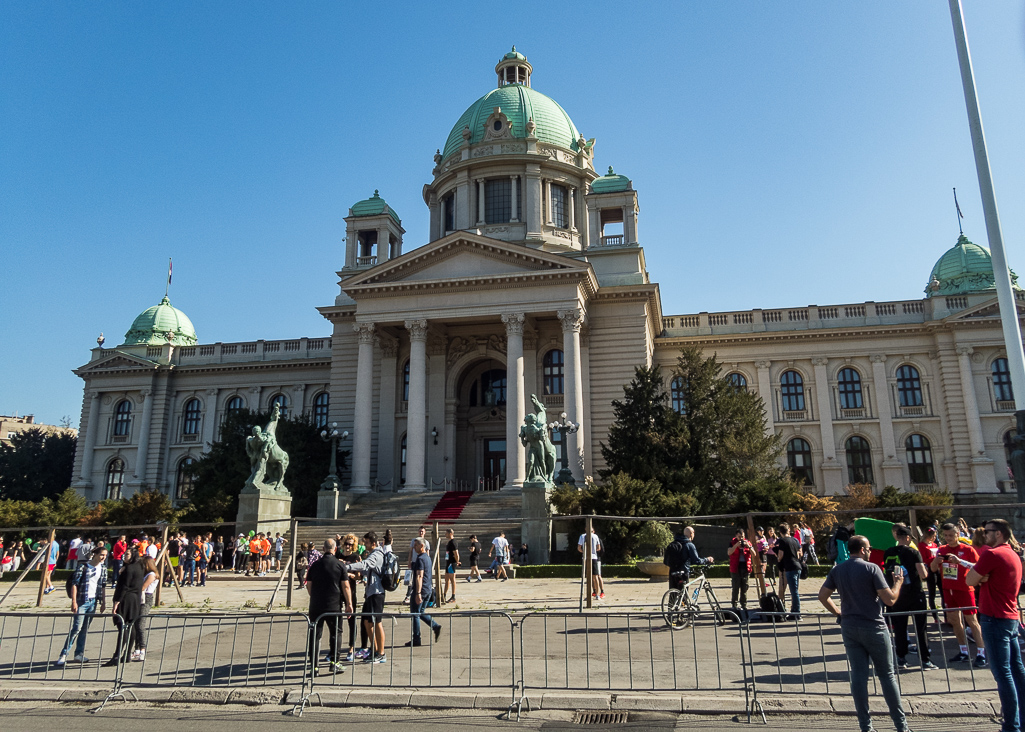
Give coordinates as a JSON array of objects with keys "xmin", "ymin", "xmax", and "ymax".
[
  {"xmin": 590, "ymin": 166, "xmax": 632, "ymax": 194},
  {"xmin": 441, "ymin": 85, "xmax": 581, "ymax": 160},
  {"xmin": 122, "ymin": 296, "xmax": 197, "ymax": 346},
  {"xmin": 349, "ymin": 190, "xmax": 400, "ymax": 224},
  {"xmin": 503, "ymin": 46, "xmax": 526, "ymax": 61},
  {"xmin": 925, "ymin": 233, "xmax": 1018, "ymax": 297}
]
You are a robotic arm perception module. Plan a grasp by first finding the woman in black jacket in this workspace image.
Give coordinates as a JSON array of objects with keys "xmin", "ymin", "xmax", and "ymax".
[{"xmin": 103, "ymin": 546, "xmax": 145, "ymax": 666}]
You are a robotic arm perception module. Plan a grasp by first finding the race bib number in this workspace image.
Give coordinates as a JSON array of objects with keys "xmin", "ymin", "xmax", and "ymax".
[{"xmin": 942, "ymin": 561, "xmax": 958, "ymax": 581}]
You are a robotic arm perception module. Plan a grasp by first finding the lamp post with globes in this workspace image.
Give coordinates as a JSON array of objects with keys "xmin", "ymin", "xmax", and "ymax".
[
  {"xmin": 319, "ymin": 423, "xmax": 350, "ymax": 491},
  {"xmin": 548, "ymin": 411, "xmax": 579, "ymax": 486}
]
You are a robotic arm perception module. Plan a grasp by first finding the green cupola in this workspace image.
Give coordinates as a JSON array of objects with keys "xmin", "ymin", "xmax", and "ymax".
[
  {"xmin": 122, "ymin": 296, "xmax": 197, "ymax": 346},
  {"xmin": 590, "ymin": 166, "xmax": 632, "ymax": 194},
  {"xmin": 349, "ymin": 190, "xmax": 400, "ymax": 225},
  {"xmin": 925, "ymin": 234, "xmax": 1019, "ymax": 297}
]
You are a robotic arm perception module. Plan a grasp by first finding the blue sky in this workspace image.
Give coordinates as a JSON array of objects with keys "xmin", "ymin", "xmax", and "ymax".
[{"xmin": 2, "ymin": 2, "xmax": 1024, "ymax": 426}]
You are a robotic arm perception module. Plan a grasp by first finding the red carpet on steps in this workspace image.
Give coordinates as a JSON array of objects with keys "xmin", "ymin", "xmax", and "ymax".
[{"xmin": 425, "ymin": 491, "xmax": 475, "ymax": 522}]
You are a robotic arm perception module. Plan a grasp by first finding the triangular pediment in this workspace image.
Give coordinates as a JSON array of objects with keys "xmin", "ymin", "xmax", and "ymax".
[
  {"xmin": 946, "ymin": 296, "xmax": 1025, "ymax": 322},
  {"xmin": 341, "ymin": 232, "xmax": 588, "ymax": 290},
  {"xmin": 75, "ymin": 351, "xmax": 159, "ymax": 375}
]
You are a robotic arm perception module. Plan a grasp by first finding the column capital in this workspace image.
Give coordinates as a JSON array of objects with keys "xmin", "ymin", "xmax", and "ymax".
[
  {"xmin": 501, "ymin": 312, "xmax": 526, "ymax": 335},
  {"xmin": 956, "ymin": 345, "xmax": 974, "ymax": 357},
  {"xmin": 811, "ymin": 357, "xmax": 829, "ymax": 367},
  {"xmin": 353, "ymin": 322, "xmax": 376, "ymax": 344},
  {"xmin": 755, "ymin": 360, "xmax": 771, "ymax": 370},
  {"xmin": 139, "ymin": 389, "xmax": 152, "ymax": 399},
  {"xmin": 869, "ymin": 354, "xmax": 887, "ymax": 364},
  {"xmin": 88, "ymin": 390, "xmax": 102, "ymax": 401},
  {"xmin": 405, "ymin": 319, "xmax": 429, "ymax": 341},
  {"xmin": 557, "ymin": 309, "xmax": 584, "ymax": 333}
]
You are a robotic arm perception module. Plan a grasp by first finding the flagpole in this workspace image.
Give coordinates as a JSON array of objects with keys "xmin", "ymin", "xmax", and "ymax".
[
  {"xmin": 948, "ymin": 0, "xmax": 1025, "ymax": 410},
  {"xmin": 165, "ymin": 258, "xmax": 172, "ymax": 299}
]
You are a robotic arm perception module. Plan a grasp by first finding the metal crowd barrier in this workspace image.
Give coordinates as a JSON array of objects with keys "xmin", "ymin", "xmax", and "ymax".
[
  {"xmin": 514, "ymin": 610, "xmax": 754, "ymax": 720},
  {"xmin": 0, "ymin": 611, "xmax": 128, "ymax": 685},
  {"xmin": 293, "ymin": 610, "xmax": 516, "ymax": 716}
]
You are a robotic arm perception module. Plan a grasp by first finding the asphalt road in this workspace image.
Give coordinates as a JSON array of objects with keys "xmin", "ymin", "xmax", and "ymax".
[{"xmin": 0, "ymin": 702, "xmax": 1003, "ymax": 731}]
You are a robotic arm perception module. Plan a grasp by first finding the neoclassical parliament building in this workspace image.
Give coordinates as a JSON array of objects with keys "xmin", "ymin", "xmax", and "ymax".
[{"xmin": 72, "ymin": 49, "xmax": 1023, "ymax": 508}]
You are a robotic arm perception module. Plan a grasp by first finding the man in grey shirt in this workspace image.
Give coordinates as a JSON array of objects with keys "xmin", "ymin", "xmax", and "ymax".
[
  {"xmin": 819, "ymin": 535, "xmax": 910, "ymax": 732},
  {"xmin": 344, "ymin": 531, "xmax": 388, "ymax": 664}
]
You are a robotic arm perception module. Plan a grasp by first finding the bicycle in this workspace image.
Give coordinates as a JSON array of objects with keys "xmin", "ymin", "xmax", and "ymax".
[{"xmin": 661, "ymin": 568, "xmax": 726, "ymax": 629}]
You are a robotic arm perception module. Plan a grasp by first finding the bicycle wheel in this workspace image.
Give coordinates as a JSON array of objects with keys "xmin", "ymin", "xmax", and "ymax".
[{"xmin": 661, "ymin": 588, "xmax": 690, "ymax": 629}]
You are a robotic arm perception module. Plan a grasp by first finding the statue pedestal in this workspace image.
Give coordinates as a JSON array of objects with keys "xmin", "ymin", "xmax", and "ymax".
[
  {"xmin": 236, "ymin": 488, "xmax": 292, "ymax": 538},
  {"xmin": 521, "ymin": 479, "xmax": 553, "ymax": 565},
  {"xmin": 317, "ymin": 489, "xmax": 349, "ymax": 520}
]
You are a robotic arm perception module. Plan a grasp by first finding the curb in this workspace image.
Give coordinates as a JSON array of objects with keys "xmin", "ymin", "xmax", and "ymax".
[{"xmin": 0, "ymin": 686, "xmax": 1002, "ymax": 717}]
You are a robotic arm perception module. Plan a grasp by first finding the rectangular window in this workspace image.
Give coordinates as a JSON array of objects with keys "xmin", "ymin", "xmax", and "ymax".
[
  {"xmin": 485, "ymin": 179, "xmax": 511, "ymax": 224},
  {"xmin": 551, "ymin": 184, "xmax": 568, "ymax": 228},
  {"xmin": 443, "ymin": 193, "xmax": 455, "ymax": 232}
]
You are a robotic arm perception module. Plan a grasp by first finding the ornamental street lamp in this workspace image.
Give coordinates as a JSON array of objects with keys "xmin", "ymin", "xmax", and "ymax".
[
  {"xmin": 319, "ymin": 423, "xmax": 350, "ymax": 491},
  {"xmin": 548, "ymin": 411, "xmax": 579, "ymax": 486}
]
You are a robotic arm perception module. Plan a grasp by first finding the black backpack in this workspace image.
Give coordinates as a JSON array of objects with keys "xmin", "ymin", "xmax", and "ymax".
[{"xmin": 378, "ymin": 549, "xmax": 401, "ymax": 592}]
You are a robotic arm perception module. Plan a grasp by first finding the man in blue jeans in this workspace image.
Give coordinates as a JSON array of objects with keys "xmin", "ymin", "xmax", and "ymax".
[
  {"xmin": 774, "ymin": 522, "xmax": 803, "ymax": 616},
  {"xmin": 56, "ymin": 545, "xmax": 108, "ymax": 665},
  {"xmin": 967, "ymin": 518, "xmax": 1025, "ymax": 732},
  {"xmin": 405, "ymin": 538, "xmax": 441, "ymax": 647},
  {"xmin": 819, "ymin": 535, "xmax": 911, "ymax": 732}
]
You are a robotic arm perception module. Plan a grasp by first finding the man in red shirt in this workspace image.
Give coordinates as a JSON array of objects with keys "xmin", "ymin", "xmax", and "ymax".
[
  {"xmin": 967, "ymin": 518, "xmax": 1025, "ymax": 732},
  {"xmin": 931, "ymin": 522, "xmax": 986, "ymax": 667},
  {"xmin": 110, "ymin": 535, "xmax": 127, "ymax": 587}
]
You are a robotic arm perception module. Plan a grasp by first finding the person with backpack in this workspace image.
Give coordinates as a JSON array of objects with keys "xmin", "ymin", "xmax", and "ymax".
[
  {"xmin": 344, "ymin": 531, "xmax": 393, "ymax": 664},
  {"xmin": 406, "ymin": 537, "xmax": 442, "ymax": 647},
  {"xmin": 56, "ymin": 545, "xmax": 108, "ymax": 666}
]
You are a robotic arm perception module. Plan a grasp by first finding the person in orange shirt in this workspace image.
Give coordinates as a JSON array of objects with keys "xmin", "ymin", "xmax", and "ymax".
[
  {"xmin": 259, "ymin": 533, "xmax": 272, "ymax": 576},
  {"xmin": 246, "ymin": 534, "xmax": 261, "ymax": 576}
]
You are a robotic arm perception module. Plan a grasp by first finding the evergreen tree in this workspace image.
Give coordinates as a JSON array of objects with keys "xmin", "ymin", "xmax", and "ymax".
[
  {"xmin": 183, "ymin": 409, "xmax": 344, "ymax": 523},
  {"xmin": 0, "ymin": 428, "xmax": 77, "ymax": 501}
]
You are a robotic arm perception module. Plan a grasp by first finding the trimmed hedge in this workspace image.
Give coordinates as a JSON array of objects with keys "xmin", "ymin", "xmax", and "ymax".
[
  {"xmin": 0, "ymin": 569, "xmax": 72, "ymax": 583},
  {"xmin": 513, "ymin": 563, "xmax": 833, "ymax": 580}
]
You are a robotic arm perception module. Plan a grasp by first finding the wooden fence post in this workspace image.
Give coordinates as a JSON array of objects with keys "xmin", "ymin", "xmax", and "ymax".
[{"xmin": 287, "ymin": 517, "xmax": 298, "ymax": 609}]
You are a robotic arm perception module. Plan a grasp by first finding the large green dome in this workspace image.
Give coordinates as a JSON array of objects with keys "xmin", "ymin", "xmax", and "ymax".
[
  {"xmin": 441, "ymin": 84, "xmax": 581, "ymax": 161},
  {"xmin": 122, "ymin": 296, "xmax": 198, "ymax": 346},
  {"xmin": 925, "ymin": 234, "xmax": 1018, "ymax": 297}
]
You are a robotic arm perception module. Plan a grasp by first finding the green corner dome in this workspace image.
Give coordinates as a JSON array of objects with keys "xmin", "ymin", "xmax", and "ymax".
[
  {"xmin": 591, "ymin": 166, "xmax": 632, "ymax": 194},
  {"xmin": 349, "ymin": 190, "xmax": 400, "ymax": 224},
  {"xmin": 441, "ymin": 85, "xmax": 581, "ymax": 160},
  {"xmin": 503, "ymin": 46, "xmax": 526, "ymax": 61},
  {"xmin": 925, "ymin": 233, "xmax": 1019, "ymax": 297},
  {"xmin": 122, "ymin": 296, "xmax": 198, "ymax": 347}
]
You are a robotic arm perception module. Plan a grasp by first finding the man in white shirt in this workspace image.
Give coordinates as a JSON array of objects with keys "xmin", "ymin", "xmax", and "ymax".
[
  {"xmin": 578, "ymin": 529, "xmax": 605, "ymax": 599},
  {"xmin": 489, "ymin": 532, "xmax": 510, "ymax": 581},
  {"xmin": 67, "ymin": 536, "xmax": 82, "ymax": 571},
  {"xmin": 56, "ymin": 546, "xmax": 108, "ymax": 665}
]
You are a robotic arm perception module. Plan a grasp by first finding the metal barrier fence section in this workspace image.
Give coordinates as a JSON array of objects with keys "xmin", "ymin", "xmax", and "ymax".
[{"xmin": 0, "ymin": 611, "xmax": 127, "ymax": 684}]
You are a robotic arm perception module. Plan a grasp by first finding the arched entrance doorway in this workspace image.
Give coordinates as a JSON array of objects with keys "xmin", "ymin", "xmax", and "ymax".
[{"xmin": 453, "ymin": 360, "xmax": 508, "ymax": 488}]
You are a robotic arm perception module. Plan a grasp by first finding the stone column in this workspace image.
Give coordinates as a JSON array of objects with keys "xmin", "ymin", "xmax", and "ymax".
[
  {"xmin": 377, "ymin": 227, "xmax": 388, "ymax": 262},
  {"xmin": 558, "ymin": 309, "xmax": 585, "ymax": 483},
  {"xmin": 870, "ymin": 355, "xmax": 905, "ymax": 488},
  {"xmin": 525, "ymin": 167, "xmax": 543, "ymax": 239},
  {"xmin": 444, "ymin": 398, "xmax": 457, "ymax": 481},
  {"xmin": 201, "ymin": 388, "xmax": 218, "ymax": 452},
  {"xmin": 957, "ymin": 345, "xmax": 998, "ymax": 492},
  {"xmin": 74, "ymin": 391, "xmax": 102, "ymax": 492},
  {"xmin": 377, "ymin": 340, "xmax": 398, "ymax": 490},
  {"xmin": 402, "ymin": 319, "xmax": 429, "ymax": 491},
  {"xmin": 755, "ymin": 360, "xmax": 775, "ymax": 435},
  {"xmin": 132, "ymin": 389, "xmax": 154, "ymax": 491},
  {"xmin": 510, "ymin": 175, "xmax": 519, "ymax": 222},
  {"xmin": 811, "ymin": 358, "xmax": 843, "ymax": 495},
  {"xmin": 455, "ymin": 173, "xmax": 471, "ymax": 230},
  {"xmin": 476, "ymin": 179, "xmax": 485, "ymax": 226},
  {"xmin": 503, "ymin": 313, "xmax": 526, "ymax": 488},
  {"xmin": 428, "ymin": 192, "xmax": 440, "ymax": 242},
  {"xmin": 350, "ymin": 322, "xmax": 376, "ymax": 493},
  {"xmin": 544, "ymin": 180, "xmax": 552, "ymax": 224},
  {"xmin": 569, "ymin": 187, "xmax": 576, "ymax": 231}
]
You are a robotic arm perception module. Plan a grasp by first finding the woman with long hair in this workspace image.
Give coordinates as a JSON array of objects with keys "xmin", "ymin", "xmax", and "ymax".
[
  {"xmin": 131, "ymin": 555, "xmax": 159, "ymax": 661},
  {"xmin": 104, "ymin": 546, "xmax": 144, "ymax": 666}
]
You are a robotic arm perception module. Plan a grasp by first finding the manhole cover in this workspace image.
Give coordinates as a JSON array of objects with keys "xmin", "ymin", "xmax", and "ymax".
[{"xmin": 572, "ymin": 712, "xmax": 629, "ymax": 725}]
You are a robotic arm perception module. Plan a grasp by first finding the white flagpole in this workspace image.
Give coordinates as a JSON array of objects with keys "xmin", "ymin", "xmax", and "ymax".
[{"xmin": 948, "ymin": 0, "xmax": 1025, "ymax": 409}]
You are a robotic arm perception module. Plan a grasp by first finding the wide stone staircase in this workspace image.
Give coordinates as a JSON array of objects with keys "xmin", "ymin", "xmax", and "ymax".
[{"xmin": 294, "ymin": 489, "xmax": 524, "ymax": 556}]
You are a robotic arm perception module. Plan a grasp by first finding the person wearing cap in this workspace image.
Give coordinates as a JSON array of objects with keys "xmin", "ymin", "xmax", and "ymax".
[{"xmin": 233, "ymin": 534, "xmax": 247, "ymax": 573}]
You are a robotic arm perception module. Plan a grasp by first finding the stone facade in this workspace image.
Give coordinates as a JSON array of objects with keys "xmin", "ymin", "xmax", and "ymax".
[
  {"xmin": 0, "ymin": 414, "xmax": 77, "ymax": 446},
  {"xmin": 71, "ymin": 51, "xmax": 1023, "ymax": 507}
]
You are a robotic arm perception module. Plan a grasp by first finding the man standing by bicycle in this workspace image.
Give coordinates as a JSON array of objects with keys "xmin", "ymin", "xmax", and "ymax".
[{"xmin": 664, "ymin": 526, "xmax": 713, "ymax": 589}]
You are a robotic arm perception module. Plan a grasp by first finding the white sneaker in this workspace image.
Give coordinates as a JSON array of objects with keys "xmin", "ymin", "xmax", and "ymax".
[
  {"xmin": 72, "ymin": 654, "xmax": 87, "ymax": 663},
  {"xmin": 55, "ymin": 655, "xmax": 67, "ymax": 666}
]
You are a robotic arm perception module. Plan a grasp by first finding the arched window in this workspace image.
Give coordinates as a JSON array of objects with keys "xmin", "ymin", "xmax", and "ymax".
[
  {"xmin": 313, "ymin": 392, "xmax": 330, "ymax": 428},
  {"xmin": 480, "ymin": 369, "xmax": 507, "ymax": 407},
  {"xmin": 543, "ymin": 350, "xmax": 564, "ymax": 395},
  {"xmin": 845, "ymin": 436, "xmax": 874, "ymax": 485},
  {"xmin": 993, "ymin": 358, "xmax": 1014, "ymax": 403},
  {"xmin": 896, "ymin": 365, "xmax": 923, "ymax": 407},
  {"xmin": 105, "ymin": 458, "xmax": 125, "ymax": 500},
  {"xmin": 182, "ymin": 398, "xmax": 201, "ymax": 436},
  {"xmin": 670, "ymin": 376, "xmax": 687, "ymax": 414},
  {"xmin": 113, "ymin": 399, "xmax": 132, "ymax": 437},
  {"xmin": 727, "ymin": 372, "xmax": 747, "ymax": 391},
  {"xmin": 905, "ymin": 434, "xmax": 935, "ymax": 485},
  {"xmin": 225, "ymin": 396, "xmax": 244, "ymax": 414},
  {"xmin": 175, "ymin": 457, "xmax": 195, "ymax": 500},
  {"xmin": 399, "ymin": 434, "xmax": 407, "ymax": 485},
  {"xmin": 402, "ymin": 361, "xmax": 410, "ymax": 402},
  {"xmin": 780, "ymin": 371, "xmax": 805, "ymax": 412},
  {"xmin": 786, "ymin": 438, "xmax": 813, "ymax": 486},
  {"xmin": 837, "ymin": 368, "xmax": 863, "ymax": 410},
  {"xmin": 270, "ymin": 394, "xmax": 289, "ymax": 418}
]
